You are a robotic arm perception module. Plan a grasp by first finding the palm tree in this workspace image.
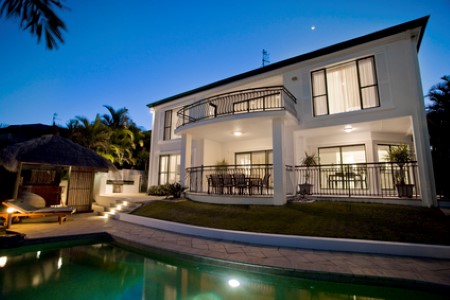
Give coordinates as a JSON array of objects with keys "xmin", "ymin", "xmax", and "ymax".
[
  {"xmin": 426, "ymin": 75, "xmax": 450, "ymax": 198},
  {"xmin": 0, "ymin": 0, "xmax": 67, "ymax": 49},
  {"xmin": 102, "ymin": 105, "xmax": 134, "ymax": 128},
  {"xmin": 68, "ymin": 115, "xmax": 111, "ymax": 156},
  {"xmin": 108, "ymin": 127, "xmax": 136, "ymax": 167}
]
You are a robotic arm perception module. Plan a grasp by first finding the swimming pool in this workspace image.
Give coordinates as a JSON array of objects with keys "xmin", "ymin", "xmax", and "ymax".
[{"xmin": 0, "ymin": 241, "xmax": 447, "ymax": 299}]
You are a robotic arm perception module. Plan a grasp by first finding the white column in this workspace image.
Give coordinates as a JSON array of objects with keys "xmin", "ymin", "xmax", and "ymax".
[
  {"xmin": 408, "ymin": 40, "xmax": 437, "ymax": 207},
  {"xmin": 180, "ymin": 134, "xmax": 192, "ymax": 188},
  {"xmin": 412, "ymin": 113, "xmax": 437, "ymax": 207},
  {"xmin": 272, "ymin": 118, "xmax": 287, "ymax": 205}
]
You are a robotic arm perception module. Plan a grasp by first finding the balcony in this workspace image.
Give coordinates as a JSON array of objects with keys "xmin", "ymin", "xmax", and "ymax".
[{"xmin": 176, "ymin": 86, "xmax": 297, "ymax": 129}]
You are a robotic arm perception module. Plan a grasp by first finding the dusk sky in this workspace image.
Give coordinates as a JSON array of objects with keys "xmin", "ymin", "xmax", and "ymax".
[{"xmin": 1, "ymin": 0, "xmax": 449, "ymax": 130}]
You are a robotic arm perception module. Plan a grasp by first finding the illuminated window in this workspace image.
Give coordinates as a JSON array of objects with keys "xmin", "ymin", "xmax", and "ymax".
[
  {"xmin": 312, "ymin": 56, "xmax": 379, "ymax": 116},
  {"xmin": 163, "ymin": 109, "xmax": 180, "ymax": 140},
  {"xmin": 158, "ymin": 154, "xmax": 180, "ymax": 184}
]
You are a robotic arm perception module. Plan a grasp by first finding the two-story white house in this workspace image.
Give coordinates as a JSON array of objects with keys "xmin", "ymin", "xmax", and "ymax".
[{"xmin": 147, "ymin": 16, "xmax": 436, "ymax": 207}]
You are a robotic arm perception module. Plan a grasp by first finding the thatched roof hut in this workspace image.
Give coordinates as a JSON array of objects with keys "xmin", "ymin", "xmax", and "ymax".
[
  {"xmin": 0, "ymin": 134, "xmax": 114, "ymax": 172},
  {"xmin": 0, "ymin": 135, "xmax": 115, "ymax": 212}
]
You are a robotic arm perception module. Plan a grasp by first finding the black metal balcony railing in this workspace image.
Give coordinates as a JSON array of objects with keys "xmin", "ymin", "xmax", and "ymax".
[
  {"xmin": 294, "ymin": 162, "xmax": 420, "ymax": 198},
  {"xmin": 186, "ymin": 164, "xmax": 274, "ymax": 196},
  {"xmin": 176, "ymin": 86, "xmax": 297, "ymax": 128},
  {"xmin": 186, "ymin": 162, "xmax": 420, "ymax": 199}
]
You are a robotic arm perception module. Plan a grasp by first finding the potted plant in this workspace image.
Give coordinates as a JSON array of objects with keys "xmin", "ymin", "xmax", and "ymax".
[
  {"xmin": 299, "ymin": 152, "xmax": 318, "ymax": 195},
  {"xmin": 385, "ymin": 144, "xmax": 414, "ymax": 198}
]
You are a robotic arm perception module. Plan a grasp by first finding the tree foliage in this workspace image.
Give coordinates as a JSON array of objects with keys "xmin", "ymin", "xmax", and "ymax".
[
  {"xmin": 68, "ymin": 106, "xmax": 150, "ymax": 170},
  {"xmin": 0, "ymin": 0, "xmax": 67, "ymax": 49},
  {"xmin": 426, "ymin": 75, "xmax": 450, "ymax": 198}
]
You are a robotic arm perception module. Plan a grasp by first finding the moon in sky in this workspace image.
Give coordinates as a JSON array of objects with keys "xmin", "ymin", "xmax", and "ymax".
[{"xmin": 311, "ymin": 25, "xmax": 316, "ymax": 31}]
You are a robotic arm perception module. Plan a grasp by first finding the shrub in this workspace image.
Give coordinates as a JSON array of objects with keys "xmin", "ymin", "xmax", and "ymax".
[
  {"xmin": 147, "ymin": 184, "xmax": 170, "ymax": 196},
  {"xmin": 167, "ymin": 182, "xmax": 187, "ymax": 199},
  {"xmin": 147, "ymin": 183, "xmax": 186, "ymax": 199}
]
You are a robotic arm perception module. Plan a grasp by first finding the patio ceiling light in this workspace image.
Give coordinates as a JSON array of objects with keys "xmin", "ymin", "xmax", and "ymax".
[
  {"xmin": 344, "ymin": 125, "xmax": 353, "ymax": 133},
  {"xmin": 233, "ymin": 131, "xmax": 243, "ymax": 136}
]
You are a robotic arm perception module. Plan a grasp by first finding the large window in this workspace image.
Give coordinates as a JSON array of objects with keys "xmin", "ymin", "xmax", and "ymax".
[
  {"xmin": 158, "ymin": 154, "xmax": 180, "ymax": 184},
  {"xmin": 319, "ymin": 145, "xmax": 366, "ymax": 165},
  {"xmin": 235, "ymin": 150, "xmax": 273, "ymax": 180},
  {"xmin": 163, "ymin": 109, "xmax": 180, "ymax": 141},
  {"xmin": 319, "ymin": 145, "xmax": 367, "ymax": 189},
  {"xmin": 235, "ymin": 150, "xmax": 273, "ymax": 165},
  {"xmin": 312, "ymin": 56, "xmax": 379, "ymax": 116}
]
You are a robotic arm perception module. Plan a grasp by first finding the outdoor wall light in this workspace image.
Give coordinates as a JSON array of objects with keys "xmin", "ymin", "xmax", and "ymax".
[
  {"xmin": 344, "ymin": 125, "xmax": 353, "ymax": 133},
  {"xmin": 233, "ymin": 131, "xmax": 243, "ymax": 136}
]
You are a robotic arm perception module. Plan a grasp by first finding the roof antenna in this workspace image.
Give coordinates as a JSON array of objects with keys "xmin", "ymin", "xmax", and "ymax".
[
  {"xmin": 52, "ymin": 113, "xmax": 60, "ymax": 135},
  {"xmin": 262, "ymin": 49, "xmax": 270, "ymax": 67}
]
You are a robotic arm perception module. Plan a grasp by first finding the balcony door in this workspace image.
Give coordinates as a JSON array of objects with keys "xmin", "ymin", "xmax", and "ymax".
[
  {"xmin": 318, "ymin": 145, "xmax": 366, "ymax": 189},
  {"xmin": 235, "ymin": 150, "xmax": 272, "ymax": 178}
]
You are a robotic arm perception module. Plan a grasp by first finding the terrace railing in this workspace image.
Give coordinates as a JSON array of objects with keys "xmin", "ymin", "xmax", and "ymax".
[
  {"xmin": 176, "ymin": 86, "xmax": 297, "ymax": 128},
  {"xmin": 294, "ymin": 162, "xmax": 420, "ymax": 198},
  {"xmin": 186, "ymin": 164, "xmax": 274, "ymax": 195}
]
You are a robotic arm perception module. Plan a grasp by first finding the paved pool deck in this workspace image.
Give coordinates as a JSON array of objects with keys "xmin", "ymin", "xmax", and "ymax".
[{"xmin": 5, "ymin": 212, "xmax": 450, "ymax": 291}]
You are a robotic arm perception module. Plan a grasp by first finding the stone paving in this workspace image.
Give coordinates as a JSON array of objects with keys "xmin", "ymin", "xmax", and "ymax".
[{"xmin": 6, "ymin": 212, "xmax": 450, "ymax": 290}]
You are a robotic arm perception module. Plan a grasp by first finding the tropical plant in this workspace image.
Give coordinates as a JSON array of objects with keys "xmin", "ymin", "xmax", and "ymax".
[
  {"xmin": 108, "ymin": 128, "xmax": 136, "ymax": 167},
  {"xmin": 300, "ymin": 152, "xmax": 317, "ymax": 184},
  {"xmin": 102, "ymin": 105, "xmax": 134, "ymax": 128},
  {"xmin": 385, "ymin": 144, "xmax": 411, "ymax": 185},
  {"xmin": 0, "ymin": 0, "xmax": 67, "ymax": 49},
  {"xmin": 167, "ymin": 182, "xmax": 186, "ymax": 199},
  {"xmin": 67, "ymin": 105, "xmax": 150, "ymax": 170},
  {"xmin": 68, "ymin": 115, "xmax": 111, "ymax": 155}
]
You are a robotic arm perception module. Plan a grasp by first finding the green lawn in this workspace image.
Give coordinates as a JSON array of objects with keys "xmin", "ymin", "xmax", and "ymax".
[{"xmin": 132, "ymin": 200, "xmax": 450, "ymax": 245}]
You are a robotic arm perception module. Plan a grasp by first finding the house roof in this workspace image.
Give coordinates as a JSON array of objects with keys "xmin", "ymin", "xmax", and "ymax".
[
  {"xmin": 147, "ymin": 16, "xmax": 429, "ymax": 108},
  {"xmin": 0, "ymin": 134, "xmax": 115, "ymax": 172}
]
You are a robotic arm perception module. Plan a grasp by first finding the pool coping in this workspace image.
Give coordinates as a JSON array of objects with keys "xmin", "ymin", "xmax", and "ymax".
[
  {"xmin": 109, "ymin": 234, "xmax": 450, "ymax": 295},
  {"xmin": 117, "ymin": 213, "xmax": 450, "ymax": 260},
  {"xmin": 2, "ymin": 231, "xmax": 449, "ymax": 294}
]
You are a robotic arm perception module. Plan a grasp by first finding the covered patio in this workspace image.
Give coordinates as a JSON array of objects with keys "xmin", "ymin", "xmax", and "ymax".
[{"xmin": 179, "ymin": 115, "xmax": 429, "ymax": 205}]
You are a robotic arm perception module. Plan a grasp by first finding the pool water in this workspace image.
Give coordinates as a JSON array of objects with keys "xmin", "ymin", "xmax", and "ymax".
[{"xmin": 0, "ymin": 242, "xmax": 447, "ymax": 300}]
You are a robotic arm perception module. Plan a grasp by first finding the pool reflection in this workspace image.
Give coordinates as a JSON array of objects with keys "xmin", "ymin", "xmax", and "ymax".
[{"xmin": 0, "ymin": 243, "xmax": 446, "ymax": 300}]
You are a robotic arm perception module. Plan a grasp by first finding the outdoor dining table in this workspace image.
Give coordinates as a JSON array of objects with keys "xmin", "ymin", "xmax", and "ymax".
[{"xmin": 207, "ymin": 174, "xmax": 263, "ymax": 195}]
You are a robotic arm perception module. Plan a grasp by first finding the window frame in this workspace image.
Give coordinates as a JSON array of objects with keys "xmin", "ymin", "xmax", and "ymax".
[
  {"xmin": 311, "ymin": 56, "xmax": 380, "ymax": 117},
  {"xmin": 163, "ymin": 110, "xmax": 172, "ymax": 141},
  {"xmin": 158, "ymin": 154, "xmax": 181, "ymax": 185}
]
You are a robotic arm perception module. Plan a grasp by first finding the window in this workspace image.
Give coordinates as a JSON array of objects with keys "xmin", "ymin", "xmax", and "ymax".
[
  {"xmin": 158, "ymin": 154, "xmax": 180, "ymax": 185},
  {"xmin": 163, "ymin": 109, "xmax": 180, "ymax": 141},
  {"xmin": 235, "ymin": 150, "xmax": 273, "ymax": 165},
  {"xmin": 319, "ymin": 145, "xmax": 367, "ymax": 189},
  {"xmin": 312, "ymin": 56, "xmax": 379, "ymax": 116},
  {"xmin": 235, "ymin": 150, "xmax": 273, "ymax": 179},
  {"xmin": 319, "ymin": 145, "xmax": 366, "ymax": 165}
]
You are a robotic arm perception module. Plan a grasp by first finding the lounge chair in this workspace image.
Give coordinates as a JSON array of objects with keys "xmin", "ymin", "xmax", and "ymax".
[{"xmin": 2, "ymin": 196, "xmax": 75, "ymax": 225}]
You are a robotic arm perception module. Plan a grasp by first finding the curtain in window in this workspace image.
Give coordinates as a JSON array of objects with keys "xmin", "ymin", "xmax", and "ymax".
[
  {"xmin": 312, "ymin": 70, "xmax": 328, "ymax": 116},
  {"xmin": 358, "ymin": 57, "xmax": 379, "ymax": 108},
  {"xmin": 327, "ymin": 62, "xmax": 361, "ymax": 114},
  {"xmin": 159, "ymin": 154, "xmax": 180, "ymax": 184},
  {"xmin": 163, "ymin": 110, "xmax": 172, "ymax": 140}
]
